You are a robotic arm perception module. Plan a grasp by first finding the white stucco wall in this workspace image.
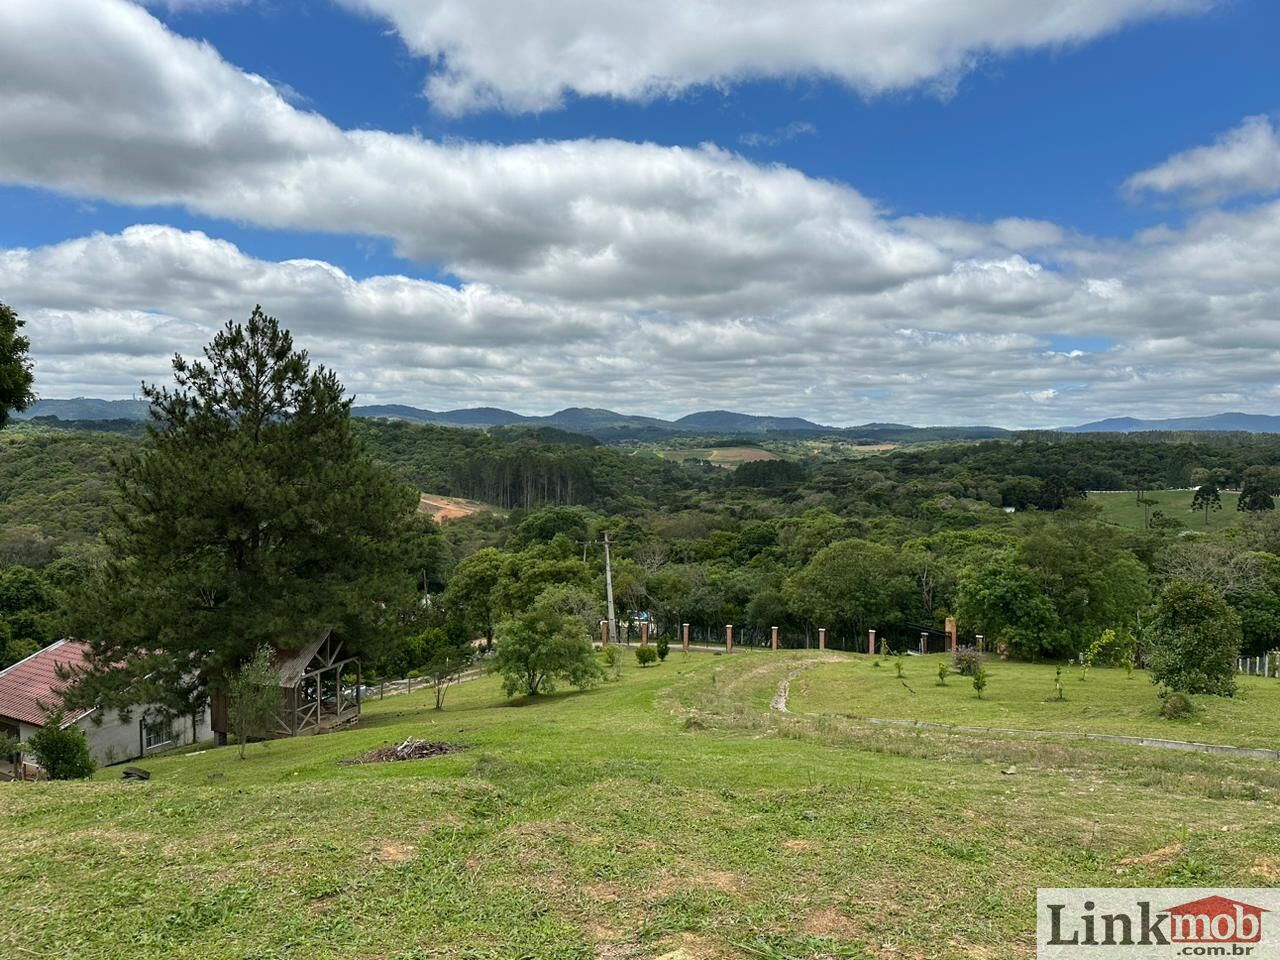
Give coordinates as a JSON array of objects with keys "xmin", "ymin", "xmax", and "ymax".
[{"xmin": 3, "ymin": 703, "xmax": 213, "ymax": 779}]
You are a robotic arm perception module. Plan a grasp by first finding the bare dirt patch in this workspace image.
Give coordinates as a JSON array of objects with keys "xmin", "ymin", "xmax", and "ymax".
[
  {"xmin": 1249, "ymin": 857, "xmax": 1280, "ymax": 882},
  {"xmin": 374, "ymin": 842, "xmax": 416, "ymax": 864},
  {"xmin": 418, "ymin": 493, "xmax": 488, "ymax": 523},
  {"xmin": 802, "ymin": 906, "xmax": 861, "ymax": 939},
  {"xmin": 1117, "ymin": 843, "xmax": 1184, "ymax": 868}
]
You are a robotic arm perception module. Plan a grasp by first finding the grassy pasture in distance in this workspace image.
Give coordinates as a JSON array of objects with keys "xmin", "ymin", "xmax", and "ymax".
[
  {"xmin": 790, "ymin": 653, "xmax": 1280, "ymax": 749},
  {"xmin": 655, "ymin": 446, "xmax": 779, "ymax": 468},
  {"xmin": 5, "ymin": 650, "xmax": 1280, "ymax": 959},
  {"xmin": 1088, "ymin": 488, "xmax": 1241, "ymax": 532}
]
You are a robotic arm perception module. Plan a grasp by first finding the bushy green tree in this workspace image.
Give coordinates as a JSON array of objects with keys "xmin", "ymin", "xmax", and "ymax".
[
  {"xmin": 784, "ymin": 539, "xmax": 915, "ymax": 639},
  {"xmin": 442, "ymin": 548, "xmax": 505, "ymax": 648},
  {"xmin": 227, "ymin": 645, "xmax": 283, "ymax": 759},
  {"xmin": 1238, "ymin": 483, "xmax": 1275, "ymax": 513},
  {"xmin": 65, "ymin": 308, "xmax": 418, "ymax": 721},
  {"xmin": 25, "ymin": 712, "xmax": 95, "ymax": 780},
  {"xmin": 0, "ymin": 565, "xmax": 60, "ymax": 668},
  {"xmin": 635, "ymin": 645, "xmax": 658, "ymax": 667},
  {"xmin": 956, "ymin": 554, "xmax": 1060, "ymax": 659},
  {"xmin": 493, "ymin": 591, "xmax": 603, "ymax": 697},
  {"xmin": 1148, "ymin": 580, "xmax": 1241, "ymax": 697},
  {"xmin": 0, "ymin": 303, "xmax": 36, "ymax": 430}
]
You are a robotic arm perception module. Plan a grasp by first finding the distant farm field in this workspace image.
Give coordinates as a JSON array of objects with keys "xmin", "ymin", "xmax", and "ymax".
[
  {"xmin": 1088, "ymin": 488, "xmax": 1242, "ymax": 532},
  {"xmin": 656, "ymin": 445, "xmax": 779, "ymax": 468}
]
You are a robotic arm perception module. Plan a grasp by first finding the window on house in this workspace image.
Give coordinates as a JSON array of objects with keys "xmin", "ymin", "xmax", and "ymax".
[{"xmin": 144, "ymin": 719, "xmax": 174, "ymax": 751}]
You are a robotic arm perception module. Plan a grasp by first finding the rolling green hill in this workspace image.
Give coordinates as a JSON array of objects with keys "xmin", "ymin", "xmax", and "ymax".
[{"xmin": 6, "ymin": 652, "xmax": 1280, "ymax": 959}]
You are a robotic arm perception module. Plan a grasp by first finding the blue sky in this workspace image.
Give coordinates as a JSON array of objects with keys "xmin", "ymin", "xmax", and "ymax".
[{"xmin": 2, "ymin": 0, "xmax": 1280, "ymax": 426}]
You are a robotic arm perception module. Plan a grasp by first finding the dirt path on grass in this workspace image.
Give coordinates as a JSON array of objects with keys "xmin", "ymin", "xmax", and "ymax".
[{"xmin": 770, "ymin": 657, "xmax": 842, "ymax": 713}]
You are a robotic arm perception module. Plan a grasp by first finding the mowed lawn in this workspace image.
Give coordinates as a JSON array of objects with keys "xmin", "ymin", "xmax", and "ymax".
[
  {"xmin": 4, "ymin": 651, "xmax": 1280, "ymax": 960},
  {"xmin": 1088, "ymin": 489, "xmax": 1241, "ymax": 532},
  {"xmin": 789, "ymin": 654, "xmax": 1280, "ymax": 749}
]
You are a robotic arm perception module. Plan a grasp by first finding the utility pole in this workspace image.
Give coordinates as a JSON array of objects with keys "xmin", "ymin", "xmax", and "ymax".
[
  {"xmin": 602, "ymin": 531, "xmax": 618, "ymax": 645},
  {"xmin": 580, "ymin": 532, "xmax": 619, "ymax": 645}
]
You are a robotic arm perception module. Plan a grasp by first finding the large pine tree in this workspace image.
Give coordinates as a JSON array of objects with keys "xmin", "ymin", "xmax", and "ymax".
[{"xmin": 66, "ymin": 308, "xmax": 418, "ymax": 719}]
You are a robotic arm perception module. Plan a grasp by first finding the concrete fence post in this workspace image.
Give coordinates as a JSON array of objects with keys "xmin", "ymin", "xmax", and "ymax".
[
  {"xmin": 818, "ymin": 627, "xmax": 826, "ymax": 651},
  {"xmin": 725, "ymin": 624, "xmax": 733, "ymax": 653},
  {"xmin": 945, "ymin": 617, "xmax": 958, "ymax": 653},
  {"xmin": 771, "ymin": 625, "xmax": 779, "ymax": 650},
  {"xmin": 600, "ymin": 620, "xmax": 610, "ymax": 646},
  {"xmin": 868, "ymin": 629, "xmax": 876, "ymax": 656},
  {"xmin": 919, "ymin": 632, "xmax": 928, "ymax": 655},
  {"xmin": 682, "ymin": 623, "xmax": 690, "ymax": 652},
  {"xmin": 640, "ymin": 621, "xmax": 650, "ymax": 646}
]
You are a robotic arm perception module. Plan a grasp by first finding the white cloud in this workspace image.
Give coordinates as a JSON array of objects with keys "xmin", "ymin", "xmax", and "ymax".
[
  {"xmin": 739, "ymin": 122, "xmax": 817, "ymax": 148},
  {"xmin": 1, "ymin": 0, "xmax": 1279, "ymax": 428},
  {"xmin": 0, "ymin": 0, "xmax": 948, "ymax": 313},
  {"xmin": 337, "ymin": 0, "xmax": 1210, "ymax": 115},
  {"xmin": 1126, "ymin": 115, "xmax": 1280, "ymax": 203}
]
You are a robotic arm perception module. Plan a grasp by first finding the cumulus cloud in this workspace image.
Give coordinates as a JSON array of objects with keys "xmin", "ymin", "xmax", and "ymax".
[
  {"xmin": 8, "ymin": 203, "xmax": 1280, "ymax": 429},
  {"xmin": 0, "ymin": 0, "xmax": 947, "ymax": 312},
  {"xmin": 1, "ymin": 0, "xmax": 1278, "ymax": 427},
  {"xmin": 336, "ymin": 0, "xmax": 1210, "ymax": 115},
  {"xmin": 1126, "ymin": 114, "xmax": 1280, "ymax": 203}
]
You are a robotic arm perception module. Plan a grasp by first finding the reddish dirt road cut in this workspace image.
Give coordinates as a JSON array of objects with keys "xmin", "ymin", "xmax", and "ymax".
[{"xmin": 417, "ymin": 494, "xmax": 489, "ymax": 523}]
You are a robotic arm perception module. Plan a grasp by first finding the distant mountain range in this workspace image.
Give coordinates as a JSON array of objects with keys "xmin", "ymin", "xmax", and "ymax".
[
  {"xmin": 17, "ymin": 398, "xmax": 1006, "ymax": 442},
  {"xmin": 24, "ymin": 399, "xmax": 1280, "ymax": 441},
  {"xmin": 1060, "ymin": 413, "xmax": 1280, "ymax": 434}
]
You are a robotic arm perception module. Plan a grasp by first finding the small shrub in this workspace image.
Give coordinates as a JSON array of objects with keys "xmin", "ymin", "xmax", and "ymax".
[
  {"xmin": 601, "ymin": 644, "xmax": 623, "ymax": 680},
  {"xmin": 953, "ymin": 645, "xmax": 982, "ymax": 677},
  {"xmin": 936, "ymin": 661, "xmax": 948, "ymax": 686},
  {"xmin": 894, "ymin": 653, "xmax": 905, "ymax": 678},
  {"xmin": 1086, "ymin": 628, "xmax": 1137, "ymax": 668},
  {"xmin": 635, "ymin": 645, "xmax": 658, "ymax": 667},
  {"xmin": 1054, "ymin": 665, "xmax": 1066, "ymax": 701},
  {"xmin": 1160, "ymin": 692, "xmax": 1196, "ymax": 720},
  {"xmin": 656, "ymin": 636, "xmax": 670, "ymax": 661},
  {"xmin": 1079, "ymin": 663, "xmax": 1089, "ymax": 683},
  {"xmin": 972, "ymin": 665, "xmax": 988, "ymax": 699},
  {"xmin": 25, "ymin": 712, "xmax": 95, "ymax": 780},
  {"xmin": 872, "ymin": 659, "xmax": 882, "ymax": 668}
]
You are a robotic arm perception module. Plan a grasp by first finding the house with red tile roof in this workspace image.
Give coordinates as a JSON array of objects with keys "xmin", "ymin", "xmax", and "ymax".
[{"xmin": 0, "ymin": 639, "xmax": 211, "ymax": 779}]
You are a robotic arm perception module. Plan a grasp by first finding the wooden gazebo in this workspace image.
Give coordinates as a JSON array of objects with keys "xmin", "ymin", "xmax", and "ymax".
[{"xmin": 212, "ymin": 628, "xmax": 362, "ymax": 741}]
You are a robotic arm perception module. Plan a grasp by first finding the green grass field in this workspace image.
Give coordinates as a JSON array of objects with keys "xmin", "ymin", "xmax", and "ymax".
[
  {"xmin": 790, "ymin": 654, "xmax": 1280, "ymax": 748},
  {"xmin": 1088, "ymin": 489, "xmax": 1241, "ymax": 532},
  {"xmin": 5, "ymin": 651, "xmax": 1280, "ymax": 960}
]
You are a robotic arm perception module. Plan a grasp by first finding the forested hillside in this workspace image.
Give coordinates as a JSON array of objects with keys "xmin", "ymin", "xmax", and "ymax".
[{"xmin": 8, "ymin": 417, "xmax": 1280, "ymax": 675}]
